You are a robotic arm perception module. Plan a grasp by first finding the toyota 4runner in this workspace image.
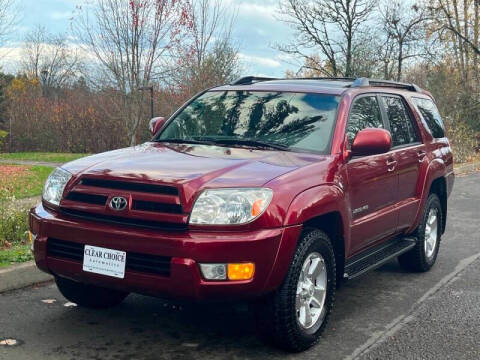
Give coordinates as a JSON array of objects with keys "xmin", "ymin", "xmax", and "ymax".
[{"xmin": 30, "ymin": 77, "xmax": 454, "ymax": 351}]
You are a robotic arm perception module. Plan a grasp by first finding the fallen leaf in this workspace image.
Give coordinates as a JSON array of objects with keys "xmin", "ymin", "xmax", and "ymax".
[
  {"xmin": 0, "ymin": 339, "xmax": 18, "ymax": 346},
  {"xmin": 181, "ymin": 342, "xmax": 199, "ymax": 348},
  {"xmin": 41, "ymin": 299, "xmax": 56, "ymax": 304}
]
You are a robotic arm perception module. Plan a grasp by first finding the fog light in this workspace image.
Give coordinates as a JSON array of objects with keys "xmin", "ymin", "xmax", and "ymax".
[
  {"xmin": 199, "ymin": 263, "xmax": 227, "ymax": 280},
  {"xmin": 227, "ymin": 263, "xmax": 255, "ymax": 281}
]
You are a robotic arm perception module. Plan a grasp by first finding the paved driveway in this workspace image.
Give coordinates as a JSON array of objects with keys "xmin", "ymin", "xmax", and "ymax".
[{"xmin": 0, "ymin": 173, "xmax": 479, "ymax": 360}]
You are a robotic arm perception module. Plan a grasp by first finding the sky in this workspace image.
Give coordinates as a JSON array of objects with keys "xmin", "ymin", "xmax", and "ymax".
[{"xmin": 0, "ymin": 0, "xmax": 297, "ymax": 77}]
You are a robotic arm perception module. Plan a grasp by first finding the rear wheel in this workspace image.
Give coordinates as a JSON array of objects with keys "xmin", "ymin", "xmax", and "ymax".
[
  {"xmin": 398, "ymin": 193, "xmax": 442, "ymax": 272},
  {"xmin": 253, "ymin": 228, "xmax": 336, "ymax": 352},
  {"xmin": 55, "ymin": 276, "xmax": 129, "ymax": 309}
]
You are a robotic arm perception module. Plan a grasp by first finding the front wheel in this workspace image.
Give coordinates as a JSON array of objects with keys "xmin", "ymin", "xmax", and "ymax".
[
  {"xmin": 253, "ymin": 228, "xmax": 336, "ymax": 352},
  {"xmin": 55, "ymin": 276, "xmax": 129, "ymax": 309},
  {"xmin": 398, "ymin": 193, "xmax": 442, "ymax": 272}
]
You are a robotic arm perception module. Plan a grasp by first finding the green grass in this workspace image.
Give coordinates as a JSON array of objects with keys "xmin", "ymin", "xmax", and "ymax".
[
  {"xmin": 1, "ymin": 164, "xmax": 53, "ymax": 199},
  {"xmin": 0, "ymin": 244, "xmax": 33, "ymax": 268},
  {"xmin": 0, "ymin": 152, "xmax": 89, "ymax": 163}
]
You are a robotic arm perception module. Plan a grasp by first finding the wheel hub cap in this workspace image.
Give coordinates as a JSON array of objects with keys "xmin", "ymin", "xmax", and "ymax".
[
  {"xmin": 424, "ymin": 208, "xmax": 438, "ymax": 259},
  {"xmin": 296, "ymin": 252, "xmax": 328, "ymax": 330}
]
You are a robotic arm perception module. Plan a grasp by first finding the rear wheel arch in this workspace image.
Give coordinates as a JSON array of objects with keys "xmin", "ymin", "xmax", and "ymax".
[
  {"xmin": 412, "ymin": 159, "xmax": 447, "ymax": 233},
  {"xmin": 429, "ymin": 177, "xmax": 447, "ymax": 234}
]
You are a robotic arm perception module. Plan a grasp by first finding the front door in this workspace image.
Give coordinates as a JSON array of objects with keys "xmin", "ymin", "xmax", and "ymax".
[{"xmin": 345, "ymin": 94, "xmax": 399, "ymax": 254}]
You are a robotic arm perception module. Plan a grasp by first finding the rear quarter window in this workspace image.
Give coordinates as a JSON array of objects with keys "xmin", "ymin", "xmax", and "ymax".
[{"xmin": 412, "ymin": 98, "xmax": 445, "ymax": 138}]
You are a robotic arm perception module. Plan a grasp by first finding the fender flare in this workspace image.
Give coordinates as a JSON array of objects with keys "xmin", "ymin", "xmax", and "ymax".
[
  {"xmin": 263, "ymin": 184, "xmax": 348, "ymax": 292},
  {"xmin": 408, "ymin": 158, "xmax": 447, "ymax": 233}
]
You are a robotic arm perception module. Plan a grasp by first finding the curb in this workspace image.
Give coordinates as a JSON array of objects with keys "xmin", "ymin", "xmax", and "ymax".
[{"xmin": 0, "ymin": 261, "xmax": 53, "ymax": 293}]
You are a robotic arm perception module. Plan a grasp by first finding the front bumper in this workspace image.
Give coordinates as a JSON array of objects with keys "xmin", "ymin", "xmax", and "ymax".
[{"xmin": 30, "ymin": 204, "xmax": 302, "ymax": 301}]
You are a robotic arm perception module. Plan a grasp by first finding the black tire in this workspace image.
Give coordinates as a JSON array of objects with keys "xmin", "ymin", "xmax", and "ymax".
[
  {"xmin": 253, "ymin": 228, "xmax": 336, "ymax": 352},
  {"xmin": 55, "ymin": 276, "xmax": 129, "ymax": 309},
  {"xmin": 398, "ymin": 193, "xmax": 442, "ymax": 272}
]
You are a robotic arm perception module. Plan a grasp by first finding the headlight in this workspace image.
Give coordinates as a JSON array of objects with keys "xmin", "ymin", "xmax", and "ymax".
[
  {"xmin": 42, "ymin": 167, "xmax": 72, "ymax": 206},
  {"xmin": 190, "ymin": 188, "xmax": 273, "ymax": 225}
]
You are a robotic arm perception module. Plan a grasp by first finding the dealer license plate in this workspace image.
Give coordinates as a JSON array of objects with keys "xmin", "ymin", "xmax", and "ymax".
[{"xmin": 83, "ymin": 245, "xmax": 126, "ymax": 279}]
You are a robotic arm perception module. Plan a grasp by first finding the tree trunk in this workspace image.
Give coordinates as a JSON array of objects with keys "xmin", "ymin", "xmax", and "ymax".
[
  {"xmin": 397, "ymin": 41, "xmax": 403, "ymax": 81},
  {"xmin": 346, "ymin": 31, "xmax": 352, "ymax": 77}
]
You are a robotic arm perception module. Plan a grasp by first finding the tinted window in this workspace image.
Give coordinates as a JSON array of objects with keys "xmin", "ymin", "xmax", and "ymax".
[
  {"xmin": 412, "ymin": 98, "xmax": 445, "ymax": 138},
  {"xmin": 382, "ymin": 96, "xmax": 419, "ymax": 146},
  {"xmin": 159, "ymin": 91, "xmax": 340, "ymax": 153},
  {"xmin": 346, "ymin": 96, "xmax": 383, "ymax": 145}
]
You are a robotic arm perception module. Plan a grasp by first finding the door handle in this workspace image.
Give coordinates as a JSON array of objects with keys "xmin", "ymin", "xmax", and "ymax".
[
  {"xmin": 386, "ymin": 159, "xmax": 397, "ymax": 172},
  {"xmin": 417, "ymin": 150, "xmax": 426, "ymax": 162}
]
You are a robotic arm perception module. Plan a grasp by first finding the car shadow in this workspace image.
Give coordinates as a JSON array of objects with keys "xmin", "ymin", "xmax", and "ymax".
[{"xmin": 42, "ymin": 259, "xmax": 413, "ymax": 359}]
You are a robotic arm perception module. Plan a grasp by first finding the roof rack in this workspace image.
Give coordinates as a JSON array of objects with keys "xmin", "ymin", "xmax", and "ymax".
[
  {"xmin": 230, "ymin": 76, "xmax": 278, "ymax": 85},
  {"xmin": 351, "ymin": 77, "xmax": 421, "ymax": 92},
  {"xmin": 294, "ymin": 77, "xmax": 356, "ymax": 82},
  {"xmin": 229, "ymin": 75, "xmax": 422, "ymax": 92}
]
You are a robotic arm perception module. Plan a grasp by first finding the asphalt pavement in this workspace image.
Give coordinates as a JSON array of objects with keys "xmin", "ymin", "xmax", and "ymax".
[{"xmin": 0, "ymin": 172, "xmax": 479, "ymax": 360}]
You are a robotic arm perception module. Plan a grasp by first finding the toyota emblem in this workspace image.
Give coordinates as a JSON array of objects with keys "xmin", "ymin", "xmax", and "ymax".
[{"xmin": 109, "ymin": 196, "xmax": 128, "ymax": 211}]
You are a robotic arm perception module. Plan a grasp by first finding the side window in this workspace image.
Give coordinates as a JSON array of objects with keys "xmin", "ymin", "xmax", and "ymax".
[
  {"xmin": 382, "ymin": 96, "xmax": 419, "ymax": 147},
  {"xmin": 346, "ymin": 96, "xmax": 383, "ymax": 145},
  {"xmin": 412, "ymin": 98, "xmax": 445, "ymax": 138}
]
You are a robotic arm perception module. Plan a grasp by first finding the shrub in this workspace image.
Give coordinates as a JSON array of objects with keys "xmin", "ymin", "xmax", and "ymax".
[
  {"xmin": 0, "ymin": 192, "xmax": 29, "ymax": 248},
  {"xmin": 0, "ymin": 129, "xmax": 7, "ymax": 149},
  {"xmin": 446, "ymin": 121, "xmax": 479, "ymax": 164}
]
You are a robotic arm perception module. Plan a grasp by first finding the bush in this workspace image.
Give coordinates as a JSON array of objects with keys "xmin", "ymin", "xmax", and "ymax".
[
  {"xmin": 446, "ymin": 121, "xmax": 479, "ymax": 163},
  {"xmin": 0, "ymin": 194, "xmax": 29, "ymax": 248}
]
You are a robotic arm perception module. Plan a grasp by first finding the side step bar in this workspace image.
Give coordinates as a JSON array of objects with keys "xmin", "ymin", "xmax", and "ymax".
[{"xmin": 344, "ymin": 237, "xmax": 417, "ymax": 280}]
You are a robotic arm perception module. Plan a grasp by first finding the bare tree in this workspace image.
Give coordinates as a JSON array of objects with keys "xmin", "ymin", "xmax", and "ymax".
[
  {"xmin": 189, "ymin": 0, "xmax": 230, "ymax": 69},
  {"xmin": 429, "ymin": 0, "xmax": 480, "ymax": 88},
  {"xmin": 168, "ymin": 0, "xmax": 240, "ymax": 95},
  {"xmin": 380, "ymin": 0, "xmax": 429, "ymax": 81},
  {"xmin": 74, "ymin": 0, "xmax": 190, "ymax": 146},
  {"xmin": 21, "ymin": 26, "xmax": 80, "ymax": 90},
  {"xmin": 0, "ymin": 0, "xmax": 18, "ymax": 47},
  {"xmin": 276, "ymin": 0, "xmax": 376, "ymax": 77},
  {"xmin": 431, "ymin": 0, "xmax": 479, "ymax": 55}
]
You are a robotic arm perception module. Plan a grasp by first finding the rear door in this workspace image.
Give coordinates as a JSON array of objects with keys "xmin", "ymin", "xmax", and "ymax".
[
  {"xmin": 346, "ymin": 94, "xmax": 399, "ymax": 253},
  {"xmin": 380, "ymin": 95, "xmax": 425, "ymax": 232}
]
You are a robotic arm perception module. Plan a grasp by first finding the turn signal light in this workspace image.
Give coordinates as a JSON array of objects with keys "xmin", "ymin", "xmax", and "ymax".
[{"xmin": 227, "ymin": 263, "xmax": 255, "ymax": 281}]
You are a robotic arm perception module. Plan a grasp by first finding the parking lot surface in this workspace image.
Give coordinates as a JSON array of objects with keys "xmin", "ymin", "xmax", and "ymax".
[{"xmin": 1, "ymin": 173, "xmax": 479, "ymax": 360}]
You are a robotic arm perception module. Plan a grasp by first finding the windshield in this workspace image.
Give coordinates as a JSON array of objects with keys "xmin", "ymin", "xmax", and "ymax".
[{"xmin": 157, "ymin": 90, "xmax": 340, "ymax": 153}]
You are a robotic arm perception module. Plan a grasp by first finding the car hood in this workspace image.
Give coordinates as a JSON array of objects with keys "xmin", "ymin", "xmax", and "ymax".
[{"xmin": 63, "ymin": 142, "xmax": 328, "ymax": 190}]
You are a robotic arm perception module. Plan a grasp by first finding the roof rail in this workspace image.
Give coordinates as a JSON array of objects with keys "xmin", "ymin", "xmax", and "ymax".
[
  {"xmin": 351, "ymin": 77, "xmax": 421, "ymax": 92},
  {"xmin": 230, "ymin": 76, "xmax": 278, "ymax": 85},
  {"xmin": 294, "ymin": 77, "xmax": 357, "ymax": 82}
]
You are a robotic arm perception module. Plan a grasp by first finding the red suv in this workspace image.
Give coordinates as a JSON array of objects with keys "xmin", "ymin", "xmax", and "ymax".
[{"xmin": 30, "ymin": 77, "xmax": 454, "ymax": 351}]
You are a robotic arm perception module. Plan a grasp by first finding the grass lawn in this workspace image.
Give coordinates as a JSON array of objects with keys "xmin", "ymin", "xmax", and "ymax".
[
  {"xmin": 0, "ymin": 244, "xmax": 32, "ymax": 268},
  {"xmin": 0, "ymin": 164, "xmax": 53, "ymax": 199},
  {"xmin": 0, "ymin": 152, "xmax": 89, "ymax": 164}
]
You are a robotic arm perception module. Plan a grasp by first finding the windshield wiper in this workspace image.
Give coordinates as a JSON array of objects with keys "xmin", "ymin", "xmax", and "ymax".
[
  {"xmin": 204, "ymin": 138, "xmax": 290, "ymax": 151},
  {"xmin": 154, "ymin": 138, "xmax": 217, "ymax": 146}
]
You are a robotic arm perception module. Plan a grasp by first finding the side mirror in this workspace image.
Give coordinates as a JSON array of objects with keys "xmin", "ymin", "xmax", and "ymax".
[
  {"xmin": 149, "ymin": 117, "xmax": 166, "ymax": 136},
  {"xmin": 351, "ymin": 128, "xmax": 392, "ymax": 157}
]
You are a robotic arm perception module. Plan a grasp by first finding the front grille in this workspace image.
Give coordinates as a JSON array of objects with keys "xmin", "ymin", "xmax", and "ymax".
[
  {"xmin": 81, "ymin": 178, "xmax": 179, "ymax": 196},
  {"xmin": 60, "ymin": 208, "xmax": 187, "ymax": 231},
  {"xmin": 66, "ymin": 192, "xmax": 107, "ymax": 205},
  {"xmin": 132, "ymin": 200, "xmax": 182, "ymax": 214},
  {"xmin": 62, "ymin": 177, "xmax": 186, "ymax": 229},
  {"xmin": 47, "ymin": 238, "xmax": 171, "ymax": 276}
]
